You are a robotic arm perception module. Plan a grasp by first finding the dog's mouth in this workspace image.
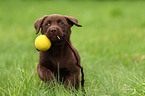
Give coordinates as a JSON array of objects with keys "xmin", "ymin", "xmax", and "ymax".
[
  {"xmin": 50, "ymin": 34, "xmax": 65, "ymax": 41},
  {"xmin": 46, "ymin": 28, "xmax": 65, "ymax": 41},
  {"xmin": 46, "ymin": 34, "xmax": 64, "ymax": 42},
  {"xmin": 48, "ymin": 35, "xmax": 62, "ymax": 41}
]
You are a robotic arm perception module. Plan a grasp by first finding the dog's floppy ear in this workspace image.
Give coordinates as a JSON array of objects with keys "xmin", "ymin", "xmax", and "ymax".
[
  {"xmin": 34, "ymin": 15, "xmax": 47, "ymax": 34},
  {"xmin": 64, "ymin": 16, "xmax": 82, "ymax": 27}
]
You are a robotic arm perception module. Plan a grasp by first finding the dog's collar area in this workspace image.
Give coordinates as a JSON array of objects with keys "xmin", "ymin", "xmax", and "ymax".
[{"xmin": 51, "ymin": 40, "xmax": 66, "ymax": 47}]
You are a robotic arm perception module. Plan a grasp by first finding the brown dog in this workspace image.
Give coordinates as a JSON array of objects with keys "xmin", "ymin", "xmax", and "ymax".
[{"xmin": 34, "ymin": 14, "xmax": 83, "ymax": 90}]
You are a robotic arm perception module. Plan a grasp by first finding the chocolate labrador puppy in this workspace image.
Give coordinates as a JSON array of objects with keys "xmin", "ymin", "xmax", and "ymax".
[{"xmin": 34, "ymin": 14, "xmax": 84, "ymax": 90}]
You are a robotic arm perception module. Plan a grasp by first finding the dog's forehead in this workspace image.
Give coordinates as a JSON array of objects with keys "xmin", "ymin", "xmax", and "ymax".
[{"xmin": 45, "ymin": 14, "xmax": 66, "ymax": 21}]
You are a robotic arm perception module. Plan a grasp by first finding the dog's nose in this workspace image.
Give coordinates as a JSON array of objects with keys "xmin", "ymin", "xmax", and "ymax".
[{"xmin": 50, "ymin": 28, "xmax": 57, "ymax": 33}]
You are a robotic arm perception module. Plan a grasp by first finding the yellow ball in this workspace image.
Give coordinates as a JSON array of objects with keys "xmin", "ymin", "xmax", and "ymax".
[{"xmin": 35, "ymin": 35, "xmax": 51, "ymax": 51}]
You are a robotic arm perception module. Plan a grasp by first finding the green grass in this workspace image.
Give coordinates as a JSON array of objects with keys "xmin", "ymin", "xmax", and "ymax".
[{"xmin": 0, "ymin": 1, "xmax": 145, "ymax": 96}]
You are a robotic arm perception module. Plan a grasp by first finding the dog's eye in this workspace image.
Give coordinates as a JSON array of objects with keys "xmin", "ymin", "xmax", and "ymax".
[
  {"xmin": 46, "ymin": 23, "xmax": 50, "ymax": 26},
  {"xmin": 59, "ymin": 22, "xmax": 64, "ymax": 25},
  {"xmin": 46, "ymin": 21, "xmax": 51, "ymax": 26}
]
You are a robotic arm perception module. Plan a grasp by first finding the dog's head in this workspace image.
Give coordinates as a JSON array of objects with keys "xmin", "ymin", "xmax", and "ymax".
[{"xmin": 34, "ymin": 14, "xmax": 82, "ymax": 41}]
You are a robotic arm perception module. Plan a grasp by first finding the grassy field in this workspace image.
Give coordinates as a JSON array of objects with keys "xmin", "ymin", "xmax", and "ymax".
[{"xmin": 0, "ymin": 1, "xmax": 145, "ymax": 96}]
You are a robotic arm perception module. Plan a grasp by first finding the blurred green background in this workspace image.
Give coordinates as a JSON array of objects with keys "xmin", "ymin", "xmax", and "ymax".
[{"xmin": 0, "ymin": 1, "xmax": 145, "ymax": 96}]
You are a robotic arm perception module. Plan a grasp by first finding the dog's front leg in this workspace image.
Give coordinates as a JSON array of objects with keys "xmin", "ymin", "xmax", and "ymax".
[
  {"xmin": 37, "ymin": 64, "xmax": 55, "ymax": 82},
  {"xmin": 64, "ymin": 73, "xmax": 80, "ymax": 90}
]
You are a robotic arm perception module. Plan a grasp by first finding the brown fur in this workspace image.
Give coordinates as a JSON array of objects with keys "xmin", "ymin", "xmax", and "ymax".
[{"xmin": 34, "ymin": 14, "xmax": 82, "ymax": 89}]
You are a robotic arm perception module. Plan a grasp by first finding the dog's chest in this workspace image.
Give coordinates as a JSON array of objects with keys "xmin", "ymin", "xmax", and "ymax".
[{"xmin": 39, "ymin": 50, "xmax": 76, "ymax": 70}]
